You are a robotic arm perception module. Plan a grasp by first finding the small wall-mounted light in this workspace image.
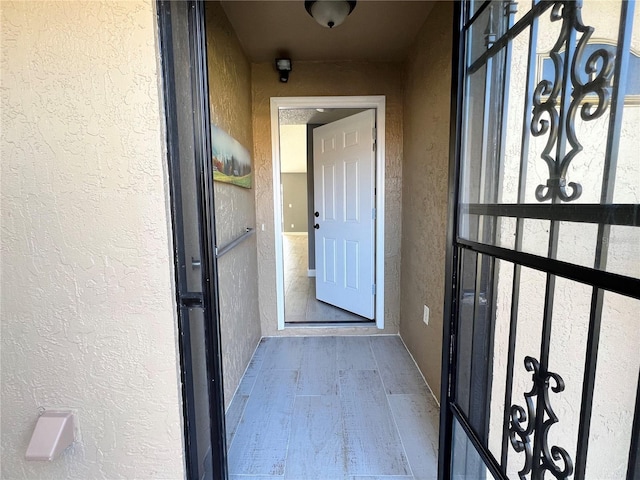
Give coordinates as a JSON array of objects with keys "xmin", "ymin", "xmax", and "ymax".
[
  {"xmin": 305, "ymin": 0, "xmax": 357, "ymax": 29},
  {"xmin": 275, "ymin": 58, "xmax": 292, "ymax": 83}
]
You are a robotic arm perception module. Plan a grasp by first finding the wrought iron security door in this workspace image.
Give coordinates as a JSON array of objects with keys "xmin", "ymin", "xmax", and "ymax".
[
  {"xmin": 157, "ymin": 2, "xmax": 227, "ymax": 479},
  {"xmin": 440, "ymin": 1, "xmax": 640, "ymax": 479}
]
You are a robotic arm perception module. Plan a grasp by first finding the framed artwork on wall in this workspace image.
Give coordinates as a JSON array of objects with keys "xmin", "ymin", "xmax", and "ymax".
[{"xmin": 212, "ymin": 125, "xmax": 252, "ymax": 188}]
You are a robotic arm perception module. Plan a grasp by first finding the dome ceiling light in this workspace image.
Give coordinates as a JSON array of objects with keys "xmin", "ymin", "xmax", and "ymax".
[{"xmin": 304, "ymin": 0, "xmax": 357, "ymax": 29}]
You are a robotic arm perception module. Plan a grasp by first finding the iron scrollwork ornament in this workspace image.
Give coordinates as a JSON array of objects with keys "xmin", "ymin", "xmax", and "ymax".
[
  {"xmin": 509, "ymin": 356, "xmax": 574, "ymax": 480},
  {"xmin": 531, "ymin": 1, "xmax": 615, "ymax": 202}
]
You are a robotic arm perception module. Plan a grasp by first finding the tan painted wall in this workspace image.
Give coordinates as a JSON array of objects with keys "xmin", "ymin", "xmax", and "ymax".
[
  {"xmin": 0, "ymin": 1, "xmax": 185, "ymax": 478},
  {"xmin": 251, "ymin": 61, "xmax": 404, "ymax": 337},
  {"xmin": 400, "ymin": 2, "xmax": 454, "ymax": 399},
  {"xmin": 205, "ymin": 2, "xmax": 262, "ymax": 410}
]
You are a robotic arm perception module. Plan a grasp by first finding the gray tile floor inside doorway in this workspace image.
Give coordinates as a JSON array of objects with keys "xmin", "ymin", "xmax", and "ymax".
[{"xmin": 226, "ymin": 335, "xmax": 439, "ymax": 479}]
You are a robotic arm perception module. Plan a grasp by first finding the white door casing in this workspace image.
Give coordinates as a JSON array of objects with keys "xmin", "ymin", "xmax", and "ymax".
[
  {"xmin": 270, "ymin": 96, "xmax": 385, "ymax": 330},
  {"xmin": 313, "ymin": 110, "xmax": 375, "ymax": 319}
]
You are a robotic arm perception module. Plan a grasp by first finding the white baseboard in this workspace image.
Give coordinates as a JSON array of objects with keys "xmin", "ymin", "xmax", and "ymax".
[
  {"xmin": 307, "ymin": 269, "xmax": 316, "ymax": 277},
  {"xmin": 283, "ymin": 232, "xmax": 308, "ymax": 236}
]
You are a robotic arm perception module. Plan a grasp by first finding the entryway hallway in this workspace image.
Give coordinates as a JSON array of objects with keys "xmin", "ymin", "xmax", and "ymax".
[{"xmin": 225, "ymin": 335, "xmax": 439, "ymax": 479}]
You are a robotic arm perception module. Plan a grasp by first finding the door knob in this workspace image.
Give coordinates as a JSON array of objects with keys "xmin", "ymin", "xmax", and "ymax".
[
  {"xmin": 314, "ymin": 211, "xmax": 319, "ymax": 217},
  {"xmin": 314, "ymin": 224, "xmax": 320, "ymax": 229}
]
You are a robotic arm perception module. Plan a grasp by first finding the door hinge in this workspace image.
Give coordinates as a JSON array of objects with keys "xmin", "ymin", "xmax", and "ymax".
[
  {"xmin": 372, "ymin": 208, "xmax": 376, "ymax": 220},
  {"xmin": 372, "ymin": 284, "xmax": 376, "ymax": 295}
]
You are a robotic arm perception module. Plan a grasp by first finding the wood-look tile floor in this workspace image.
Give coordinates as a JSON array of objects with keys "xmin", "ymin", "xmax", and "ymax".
[
  {"xmin": 283, "ymin": 234, "xmax": 369, "ymax": 324},
  {"xmin": 226, "ymin": 335, "xmax": 439, "ymax": 480}
]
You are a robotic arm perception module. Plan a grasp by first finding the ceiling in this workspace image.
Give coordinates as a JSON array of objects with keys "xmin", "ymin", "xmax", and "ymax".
[
  {"xmin": 220, "ymin": 1, "xmax": 436, "ymax": 62},
  {"xmin": 279, "ymin": 107, "xmax": 367, "ymax": 125}
]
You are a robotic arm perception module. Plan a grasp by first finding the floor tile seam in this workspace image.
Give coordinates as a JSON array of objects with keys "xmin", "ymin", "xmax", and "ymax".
[
  {"xmin": 385, "ymin": 396, "xmax": 416, "ymax": 478},
  {"xmin": 336, "ymin": 339, "xmax": 344, "ymax": 397},
  {"xmin": 263, "ymin": 367, "xmax": 301, "ymax": 372},
  {"xmin": 226, "ymin": 395, "xmax": 251, "ymax": 452},
  {"xmin": 335, "ymin": 367, "xmax": 364, "ymax": 476},
  {"xmin": 285, "ymin": 321, "xmax": 375, "ymax": 327},
  {"xmin": 397, "ymin": 333, "xmax": 440, "ymax": 407},
  {"xmin": 281, "ymin": 369, "xmax": 302, "ymax": 479},
  {"xmin": 386, "ymin": 393, "xmax": 427, "ymax": 398},
  {"xmin": 335, "ymin": 337, "xmax": 339, "ymax": 385},
  {"xmin": 338, "ymin": 367, "xmax": 384, "ymax": 399},
  {"xmin": 387, "ymin": 392, "xmax": 441, "ymax": 479},
  {"xmin": 229, "ymin": 476, "xmax": 284, "ymax": 478},
  {"xmin": 370, "ymin": 335, "xmax": 415, "ymax": 478},
  {"xmin": 367, "ymin": 336, "xmax": 384, "ymax": 380},
  {"xmin": 386, "ymin": 393, "xmax": 440, "ymax": 473},
  {"xmin": 228, "ymin": 337, "xmax": 267, "ymax": 407},
  {"xmin": 337, "ymin": 368, "xmax": 379, "ymax": 373}
]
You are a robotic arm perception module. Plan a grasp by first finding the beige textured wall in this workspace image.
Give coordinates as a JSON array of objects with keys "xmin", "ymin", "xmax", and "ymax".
[
  {"xmin": 400, "ymin": 2, "xmax": 454, "ymax": 399},
  {"xmin": 251, "ymin": 62, "xmax": 404, "ymax": 337},
  {"xmin": 205, "ymin": 2, "xmax": 261, "ymax": 410},
  {"xmin": 0, "ymin": 1, "xmax": 185, "ymax": 479}
]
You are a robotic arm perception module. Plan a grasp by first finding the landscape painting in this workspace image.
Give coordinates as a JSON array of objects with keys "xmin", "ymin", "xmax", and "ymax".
[{"xmin": 211, "ymin": 125, "xmax": 252, "ymax": 189}]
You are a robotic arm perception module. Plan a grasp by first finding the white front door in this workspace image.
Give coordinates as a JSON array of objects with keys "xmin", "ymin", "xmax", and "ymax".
[{"xmin": 313, "ymin": 110, "xmax": 376, "ymax": 319}]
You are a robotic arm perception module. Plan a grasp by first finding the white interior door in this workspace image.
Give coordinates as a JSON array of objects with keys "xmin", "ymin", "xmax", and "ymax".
[{"xmin": 313, "ymin": 109, "xmax": 375, "ymax": 319}]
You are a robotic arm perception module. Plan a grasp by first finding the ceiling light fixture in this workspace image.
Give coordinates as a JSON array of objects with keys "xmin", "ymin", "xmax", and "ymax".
[
  {"xmin": 304, "ymin": 0, "xmax": 357, "ymax": 29},
  {"xmin": 275, "ymin": 58, "xmax": 292, "ymax": 83}
]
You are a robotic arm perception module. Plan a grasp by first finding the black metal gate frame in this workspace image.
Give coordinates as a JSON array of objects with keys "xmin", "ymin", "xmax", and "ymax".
[
  {"xmin": 439, "ymin": 2, "xmax": 640, "ymax": 480},
  {"xmin": 157, "ymin": 2, "xmax": 228, "ymax": 479}
]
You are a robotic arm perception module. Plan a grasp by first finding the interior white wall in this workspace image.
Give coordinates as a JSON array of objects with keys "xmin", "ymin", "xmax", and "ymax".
[
  {"xmin": 280, "ymin": 125, "xmax": 308, "ymax": 173},
  {"xmin": 0, "ymin": 1, "xmax": 185, "ymax": 478}
]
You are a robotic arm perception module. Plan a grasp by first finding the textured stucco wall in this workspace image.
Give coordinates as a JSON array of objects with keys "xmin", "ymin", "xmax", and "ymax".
[
  {"xmin": 399, "ymin": 2, "xmax": 454, "ymax": 399},
  {"xmin": 252, "ymin": 61, "xmax": 404, "ymax": 337},
  {"xmin": 0, "ymin": 2, "xmax": 185, "ymax": 479},
  {"xmin": 205, "ymin": 2, "xmax": 261, "ymax": 410}
]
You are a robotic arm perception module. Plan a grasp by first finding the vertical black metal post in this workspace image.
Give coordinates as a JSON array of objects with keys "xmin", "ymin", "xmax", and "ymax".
[
  {"xmin": 575, "ymin": 2, "xmax": 634, "ymax": 478},
  {"xmin": 438, "ymin": 1, "xmax": 465, "ymax": 478},
  {"xmin": 190, "ymin": 2, "xmax": 228, "ymax": 478},
  {"xmin": 159, "ymin": 1, "xmax": 228, "ymax": 477},
  {"xmin": 467, "ymin": 5, "xmax": 497, "ymax": 455},
  {"xmin": 156, "ymin": 3, "xmax": 201, "ymax": 475},
  {"xmin": 501, "ymin": 1, "xmax": 539, "ymax": 468},
  {"xmin": 532, "ymin": 2, "xmax": 579, "ymax": 477},
  {"xmin": 627, "ymin": 371, "xmax": 640, "ymax": 480}
]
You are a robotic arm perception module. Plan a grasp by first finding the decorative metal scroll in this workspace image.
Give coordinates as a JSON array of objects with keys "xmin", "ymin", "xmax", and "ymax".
[
  {"xmin": 531, "ymin": 1, "xmax": 615, "ymax": 202},
  {"xmin": 509, "ymin": 356, "xmax": 573, "ymax": 480}
]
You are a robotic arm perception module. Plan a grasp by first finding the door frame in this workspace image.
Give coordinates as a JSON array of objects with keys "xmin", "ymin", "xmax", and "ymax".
[
  {"xmin": 270, "ymin": 96, "xmax": 386, "ymax": 330},
  {"xmin": 438, "ymin": 2, "xmax": 463, "ymax": 478},
  {"xmin": 157, "ymin": 1, "xmax": 227, "ymax": 478}
]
